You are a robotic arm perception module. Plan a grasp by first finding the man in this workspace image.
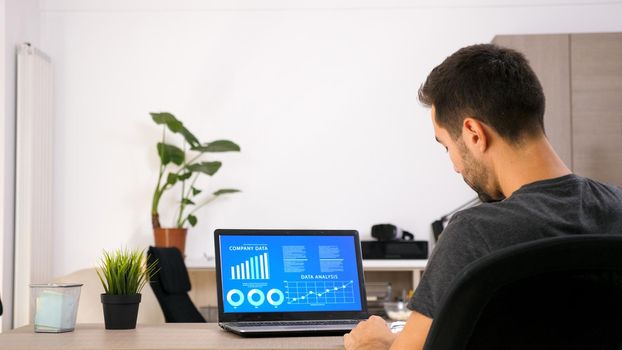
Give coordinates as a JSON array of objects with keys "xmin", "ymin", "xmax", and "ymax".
[{"xmin": 344, "ymin": 43, "xmax": 622, "ymax": 350}]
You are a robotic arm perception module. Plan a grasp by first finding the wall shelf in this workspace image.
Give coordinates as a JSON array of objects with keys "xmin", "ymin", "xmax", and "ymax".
[{"xmin": 363, "ymin": 259, "xmax": 427, "ymax": 270}]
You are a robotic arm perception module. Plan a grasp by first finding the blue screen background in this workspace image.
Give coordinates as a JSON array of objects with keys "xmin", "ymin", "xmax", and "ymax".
[{"xmin": 219, "ymin": 235, "xmax": 362, "ymax": 313}]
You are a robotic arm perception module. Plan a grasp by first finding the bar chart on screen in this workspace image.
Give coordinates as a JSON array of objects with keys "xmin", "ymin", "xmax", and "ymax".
[{"xmin": 230, "ymin": 252, "xmax": 270, "ymax": 280}]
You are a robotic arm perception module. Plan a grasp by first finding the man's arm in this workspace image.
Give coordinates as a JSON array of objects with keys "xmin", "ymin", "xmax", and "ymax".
[
  {"xmin": 344, "ymin": 216, "xmax": 485, "ymax": 350},
  {"xmin": 389, "ymin": 311, "xmax": 432, "ymax": 350},
  {"xmin": 343, "ymin": 311, "xmax": 432, "ymax": 350}
]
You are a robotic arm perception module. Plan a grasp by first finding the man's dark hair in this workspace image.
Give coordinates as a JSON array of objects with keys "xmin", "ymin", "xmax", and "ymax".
[{"xmin": 419, "ymin": 44, "xmax": 545, "ymax": 143}]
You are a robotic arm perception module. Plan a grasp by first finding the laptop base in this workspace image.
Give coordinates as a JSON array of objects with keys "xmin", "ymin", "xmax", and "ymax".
[{"xmin": 219, "ymin": 320, "xmax": 361, "ymax": 337}]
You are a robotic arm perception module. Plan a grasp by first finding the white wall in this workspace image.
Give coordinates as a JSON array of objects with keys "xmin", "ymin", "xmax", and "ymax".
[
  {"xmin": 40, "ymin": 0, "xmax": 622, "ymax": 277},
  {"xmin": 0, "ymin": 0, "xmax": 5, "ymax": 331},
  {"xmin": 2, "ymin": 0, "xmax": 41, "ymax": 332}
]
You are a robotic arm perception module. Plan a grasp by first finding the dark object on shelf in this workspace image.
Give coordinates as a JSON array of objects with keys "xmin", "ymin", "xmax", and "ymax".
[
  {"xmin": 423, "ymin": 235, "xmax": 622, "ymax": 350},
  {"xmin": 366, "ymin": 300, "xmax": 389, "ymax": 319},
  {"xmin": 366, "ymin": 282, "xmax": 392, "ymax": 301},
  {"xmin": 362, "ymin": 241, "xmax": 428, "ymax": 259},
  {"xmin": 431, "ymin": 220, "xmax": 445, "ymax": 241},
  {"xmin": 371, "ymin": 224, "xmax": 414, "ymax": 241},
  {"xmin": 101, "ymin": 293, "xmax": 141, "ymax": 329},
  {"xmin": 431, "ymin": 198, "xmax": 480, "ymax": 241},
  {"xmin": 147, "ymin": 246, "xmax": 206, "ymax": 323},
  {"xmin": 365, "ymin": 282, "xmax": 392, "ymax": 319}
]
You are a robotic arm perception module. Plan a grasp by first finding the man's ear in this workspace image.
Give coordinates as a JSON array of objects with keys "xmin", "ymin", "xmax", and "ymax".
[{"xmin": 462, "ymin": 118, "xmax": 489, "ymax": 153}]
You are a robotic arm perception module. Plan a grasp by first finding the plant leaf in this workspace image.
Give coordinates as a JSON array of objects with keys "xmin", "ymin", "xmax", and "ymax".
[
  {"xmin": 150, "ymin": 112, "xmax": 200, "ymax": 147},
  {"xmin": 151, "ymin": 112, "xmax": 183, "ymax": 132},
  {"xmin": 178, "ymin": 172, "xmax": 193, "ymax": 181},
  {"xmin": 192, "ymin": 140, "xmax": 240, "ymax": 153},
  {"xmin": 188, "ymin": 215, "xmax": 198, "ymax": 227},
  {"xmin": 181, "ymin": 198, "xmax": 195, "ymax": 205},
  {"xmin": 187, "ymin": 161, "xmax": 222, "ymax": 176},
  {"xmin": 179, "ymin": 128, "xmax": 200, "ymax": 148},
  {"xmin": 213, "ymin": 189, "xmax": 241, "ymax": 196},
  {"xmin": 166, "ymin": 173, "xmax": 178, "ymax": 186},
  {"xmin": 156, "ymin": 143, "xmax": 184, "ymax": 166},
  {"xmin": 97, "ymin": 248, "xmax": 156, "ymax": 295},
  {"xmin": 191, "ymin": 187, "xmax": 202, "ymax": 196}
]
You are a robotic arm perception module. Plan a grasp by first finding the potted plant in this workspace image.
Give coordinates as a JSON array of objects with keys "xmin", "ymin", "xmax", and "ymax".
[
  {"xmin": 97, "ymin": 248, "xmax": 158, "ymax": 329},
  {"xmin": 150, "ymin": 112, "xmax": 240, "ymax": 254}
]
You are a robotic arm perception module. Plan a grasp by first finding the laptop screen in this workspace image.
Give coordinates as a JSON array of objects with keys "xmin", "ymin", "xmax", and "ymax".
[{"xmin": 215, "ymin": 230, "xmax": 367, "ymax": 320}]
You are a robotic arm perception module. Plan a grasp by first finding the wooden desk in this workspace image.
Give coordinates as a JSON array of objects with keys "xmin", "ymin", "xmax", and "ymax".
[{"xmin": 0, "ymin": 323, "xmax": 345, "ymax": 350}]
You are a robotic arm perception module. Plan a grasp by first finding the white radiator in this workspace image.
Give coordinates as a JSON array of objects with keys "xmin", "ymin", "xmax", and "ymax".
[{"xmin": 14, "ymin": 43, "xmax": 54, "ymax": 327}]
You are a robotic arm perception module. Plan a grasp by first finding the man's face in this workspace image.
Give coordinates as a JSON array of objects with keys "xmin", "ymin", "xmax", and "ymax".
[{"xmin": 431, "ymin": 107, "xmax": 504, "ymax": 203}]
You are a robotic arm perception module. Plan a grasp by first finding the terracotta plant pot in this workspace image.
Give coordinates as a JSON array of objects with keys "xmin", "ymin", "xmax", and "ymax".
[{"xmin": 153, "ymin": 228, "xmax": 187, "ymax": 255}]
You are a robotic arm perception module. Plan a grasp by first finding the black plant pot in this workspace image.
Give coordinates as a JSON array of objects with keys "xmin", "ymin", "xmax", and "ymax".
[{"xmin": 101, "ymin": 293, "xmax": 141, "ymax": 329}]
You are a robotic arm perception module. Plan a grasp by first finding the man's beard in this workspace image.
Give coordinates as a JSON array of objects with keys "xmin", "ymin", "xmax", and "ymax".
[
  {"xmin": 459, "ymin": 141, "xmax": 505, "ymax": 203},
  {"xmin": 463, "ymin": 177, "xmax": 501, "ymax": 203}
]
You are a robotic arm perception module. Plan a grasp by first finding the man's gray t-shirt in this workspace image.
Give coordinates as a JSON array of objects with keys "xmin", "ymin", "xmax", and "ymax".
[{"xmin": 408, "ymin": 174, "xmax": 622, "ymax": 318}]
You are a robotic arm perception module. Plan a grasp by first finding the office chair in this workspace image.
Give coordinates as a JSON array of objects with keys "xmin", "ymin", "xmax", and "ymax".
[
  {"xmin": 423, "ymin": 234, "xmax": 622, "ymax": 350},
  {"xmin": 147, "ymin": 246, "xmax": 205, "ymax": 322}
]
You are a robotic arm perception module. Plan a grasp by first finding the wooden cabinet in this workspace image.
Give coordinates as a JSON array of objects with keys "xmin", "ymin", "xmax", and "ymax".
[
  {"xmin": 493, "ymin": 33, "xmax": 622, "ymax": 185},
  {"xmin": 571, "ymin": 34, "xmax": 622, "ymax": 185}
]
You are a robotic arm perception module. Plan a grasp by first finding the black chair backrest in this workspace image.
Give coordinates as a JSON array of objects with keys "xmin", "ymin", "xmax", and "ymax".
[
  {"xmin": 423, "ymin": 234, "xmax": 622, "ymax": 350},
  {"xmin": 147, "ymin": 246, "xmax": 205, "ymax": 322}
]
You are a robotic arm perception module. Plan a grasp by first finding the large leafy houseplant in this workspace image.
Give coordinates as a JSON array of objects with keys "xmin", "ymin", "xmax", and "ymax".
[
  {"xmin": 97, "ymin": 248, "xmax": 158, "ymax": 329},
  {"xmin": 149, "ymin": 112, "xmax": 240, "ymax": 230}
]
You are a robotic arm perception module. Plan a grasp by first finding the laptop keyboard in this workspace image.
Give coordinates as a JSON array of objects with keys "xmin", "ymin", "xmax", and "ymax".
[{"xmin": 229, "ymin": 320, "xmax": 362, "ymax": 327}]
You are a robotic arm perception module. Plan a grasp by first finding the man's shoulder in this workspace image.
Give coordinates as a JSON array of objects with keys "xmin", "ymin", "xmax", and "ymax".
[
  {"xmin": 517, "ymin": 174, "xmax": 622, "ymax": 200},
  {"xmin": 456, "ymin": 175, "xmax": 622, "ymax": 221},
  {"xmin": 445, "ymin": 176, "xmax": 622, "ymax": 250},
  {"xmin": 580, "ymin": 176, "xmax": 622, "ymax": 196},
  {"xmin": 451, "ymin": 200, "xmax": 524, "ymax": 227}
]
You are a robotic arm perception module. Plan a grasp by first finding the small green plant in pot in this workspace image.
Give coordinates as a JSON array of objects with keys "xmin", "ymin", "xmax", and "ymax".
[
  {"xmin": 149, "ymin": 112, "xmax": 241, "ymax": 254},
  {"xmin": 97, "ymin": 248, "xmax": 158, "ymax": 329}
]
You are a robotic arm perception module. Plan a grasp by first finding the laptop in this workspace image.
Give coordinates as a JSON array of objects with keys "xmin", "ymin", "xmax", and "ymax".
[{"xmin": 214, "ymin": 229, "xmax": 369, "ymax": 337}]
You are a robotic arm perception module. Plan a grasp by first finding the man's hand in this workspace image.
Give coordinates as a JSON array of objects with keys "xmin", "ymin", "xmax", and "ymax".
[
  {"xmin": 343, "ymin": 316, "xmax": 397, "ymax": 350},
  {"xmin": 344, "ymin": 311, "xmax": 433, "ymax": 350}
]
